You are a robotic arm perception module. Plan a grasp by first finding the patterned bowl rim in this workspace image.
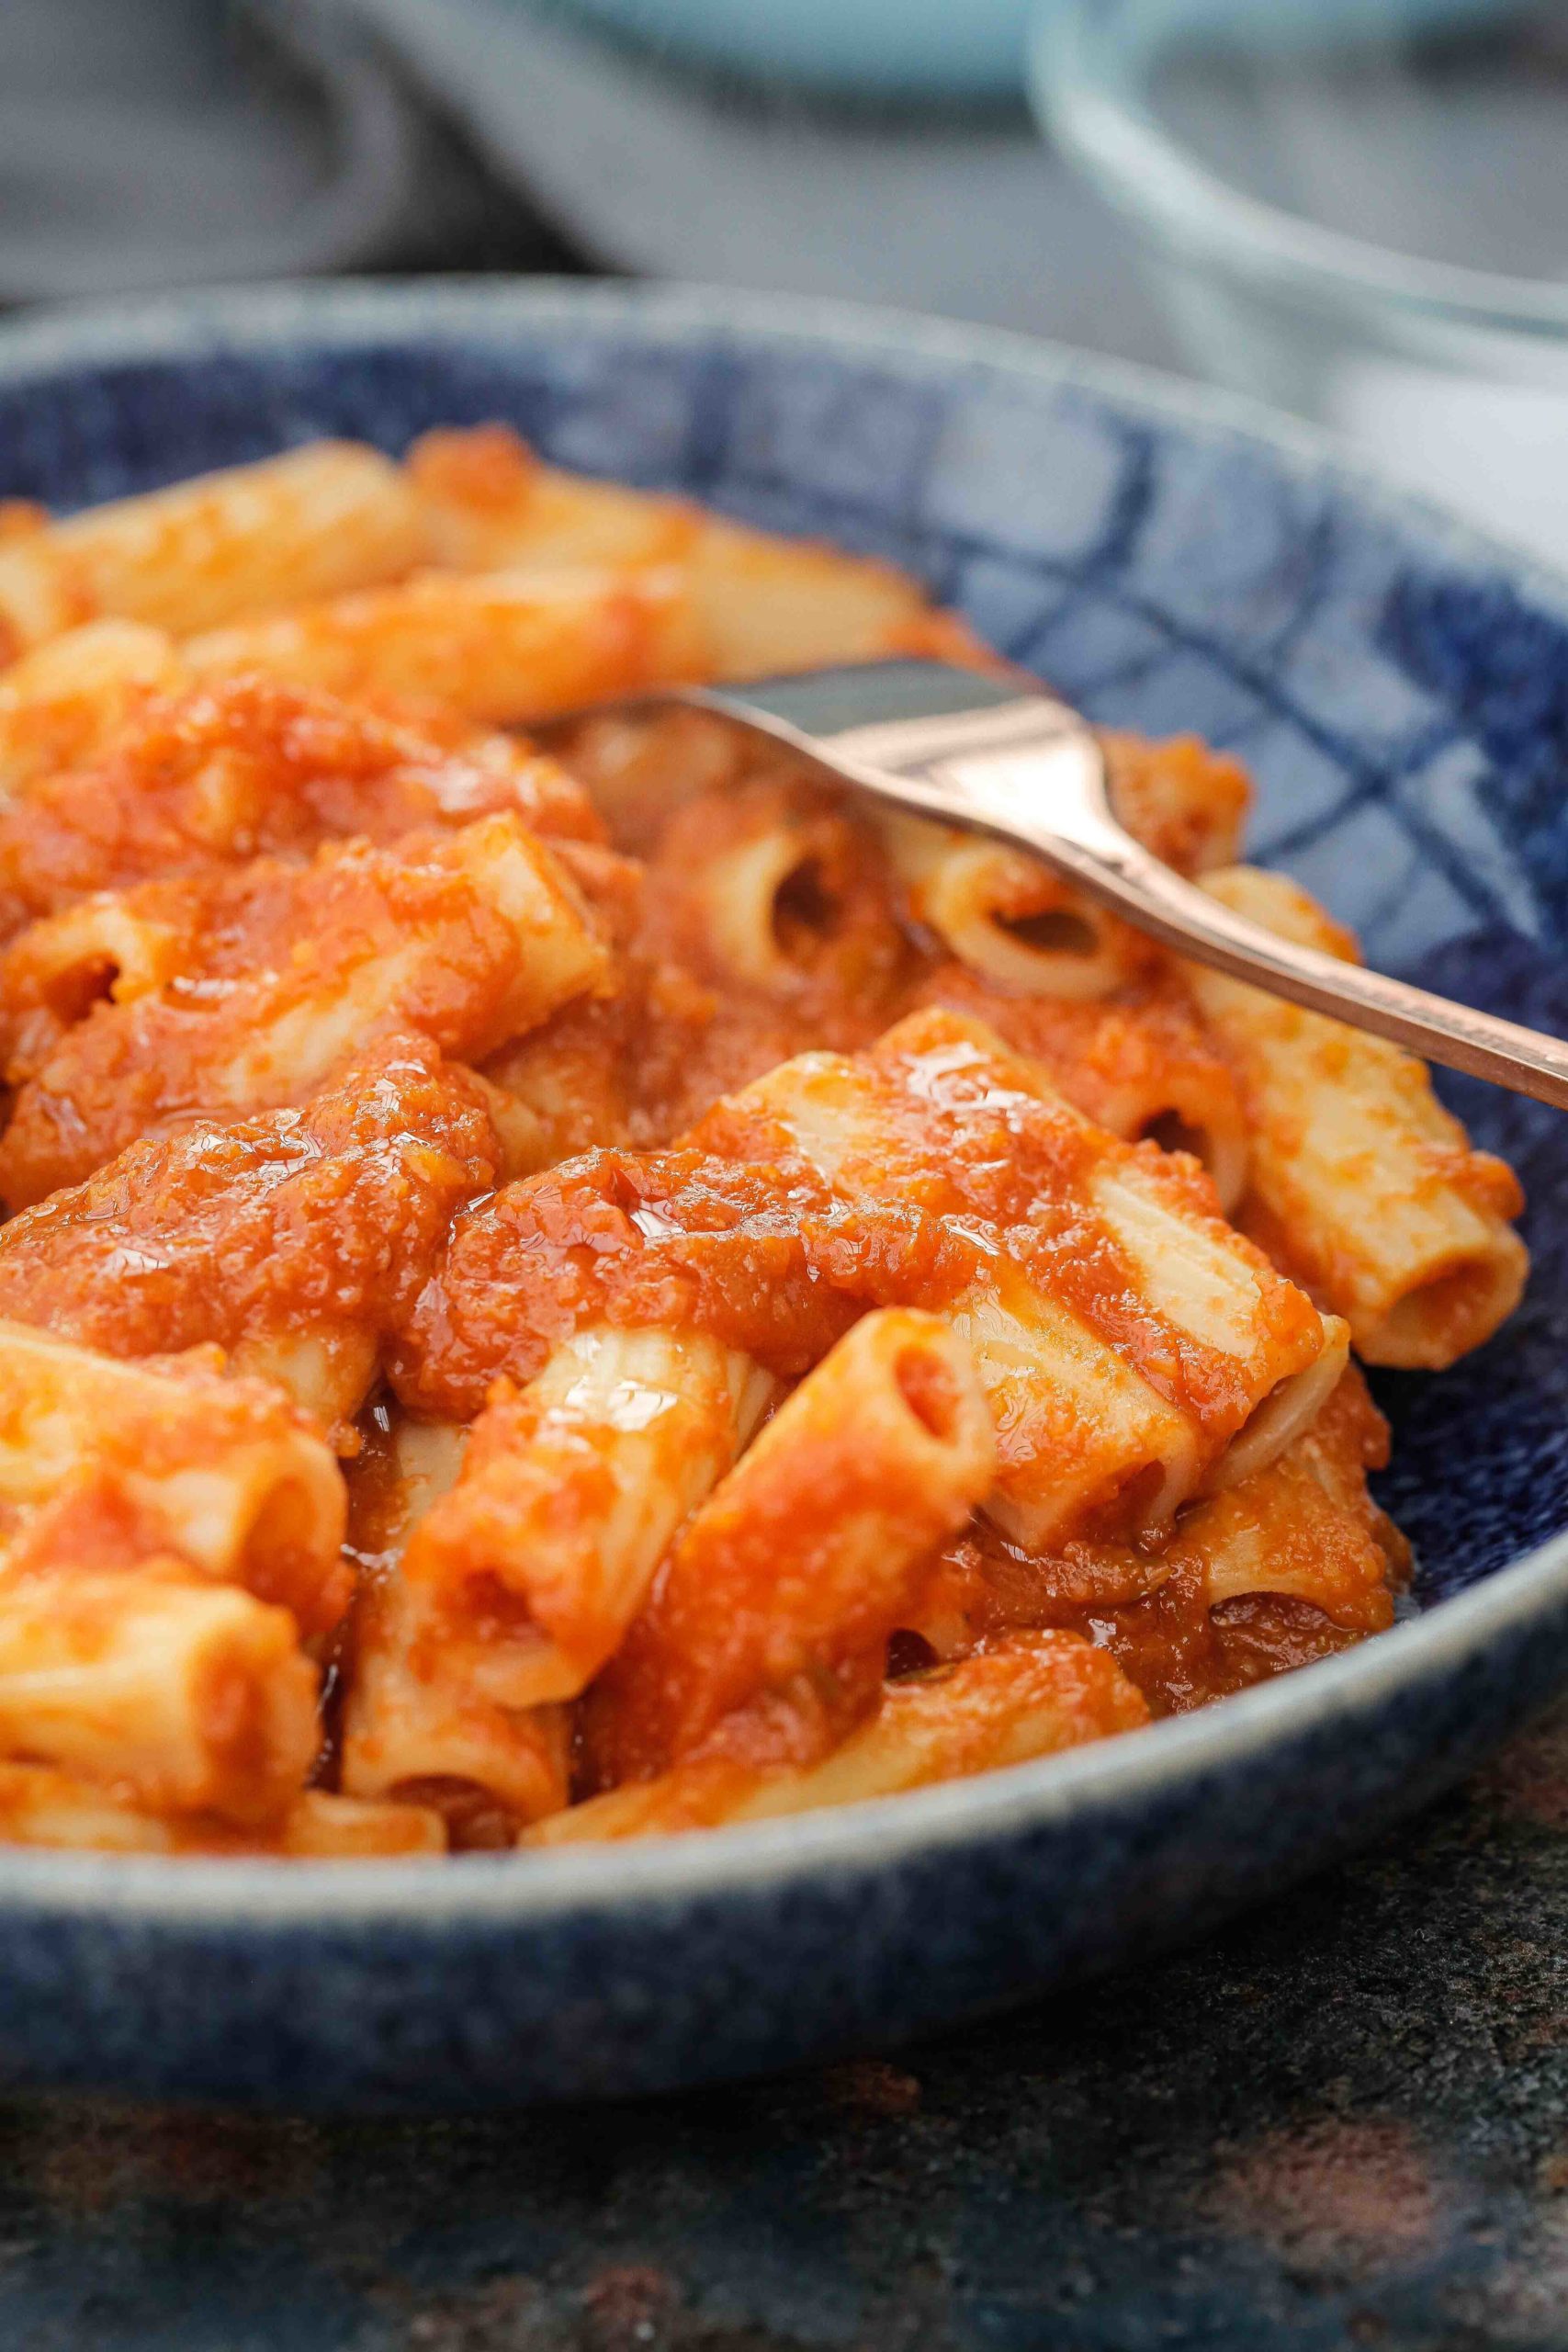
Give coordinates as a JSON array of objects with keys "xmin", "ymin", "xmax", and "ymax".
[{"xmin": 0, "ymin": 272, "xmax": 1562, "ymax": 1926}]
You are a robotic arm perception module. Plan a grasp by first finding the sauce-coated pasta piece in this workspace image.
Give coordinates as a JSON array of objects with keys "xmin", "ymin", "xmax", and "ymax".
[
  {"xmin": 0, "ymin": 619, "xmax": 186, "ymax": 803},
  {"xmin": 1190, "ymin": 865, "xmax": 1528, "ymax": 1366},
  {"xmin": 640, "ymin": 775, "xmax": 908, "ymax": 1004},
  {"xmin": 0, "ymin": 1322, "xmax": 349, "ymax": 1632},
  {"xmin": 878, "ymin": 811, "xmax": 1152, "ymax": 1001},
  {"xmin": 1163, "ymin": 1366, "xmax": 1404, "ymax": 1632},
  {"xmin": 531, "ymin": 1632, "xmax": 1148, "ymax": 1845},
  {"xmin": 406, "ymin": 423, "xmax": 942, "ymax": 680},
  {"xmin": 870, "ymin": 729, "xmax": 1248, "ymax": 1004},
  {"xmin": 338, "ymin": 1413, "xmax": 570, "ymax": 1843},
  {"xmin": 0, "ymin": 812, "xmax": 608, "ymax": 1205},
  {"xmin": 403, "ymin": 1325, "xmax": 778, "ymax": 1708},
  {"xmin": 913, "ymin": 964, "xmax": 1250, "ymax": 1212},
  {"xmin": 0, "ymin": 1561, "xmax": 318, "ymax": 1825},
  {"xmin": 584, "ymin": 1309, "xmax": 994, "ymax": 1785},
  {"xmin": 0, "ymin": 672, "xmax": 598, "ymax": 929},
  {"xmin": 0, "ymin": 445, "xmax": 425, "ymax": 650},
  {"xmin": 186, "ymin": 566, "xmax": 706, "ymax": 725},
  {"xmin": 0, "ymin": 1036, "xmax": 501, "ymax": 1437}
]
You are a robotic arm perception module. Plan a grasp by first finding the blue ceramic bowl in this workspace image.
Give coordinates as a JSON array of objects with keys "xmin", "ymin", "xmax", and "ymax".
[{"xmin": 1, "ymin": 279, "xmax": 1566, "ymax": 2111}]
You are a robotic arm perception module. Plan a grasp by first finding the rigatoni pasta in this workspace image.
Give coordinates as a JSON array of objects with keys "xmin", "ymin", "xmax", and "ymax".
[
  {"xmin": 0, "ymin": 810, "xmax": 609, "ymax": 1205},
  {"xmin": 0, "ymin": 425, "xmax": 1524, "ymax": 1856},
  {"xmin": 533, "ymin": 1633, "xmax": 1149, "ymax": 1846},
  {"xmin": 0, "ymin": 1322, "xmax": 348, "ymax": 1629},
  {"xmin": 184, "ymin": 565, "xmax": 707, "ymax": 724},
  {"xmin": 585, "ymin": 1309, "xmax": 994, "ymax": 1783},
  {"xmin": 405, "ymin": 423, "xmax": 943, "ymax": 680},
  {"xmin": 1189, "ymin": 865, "xmax": 1528, "ymax": 1367},
  {"xmin": 696, "ymin": 1008, "xmax": 1345, "ymax": 1544},
  {"xmin": 0, "ymin": 1564, "xmax": 319, "ymax": 1824},
  {"xmin": 402, "ymin": 1324, "xmax": 778, "ymax": 1708},
  {"xmin": 339, "ymin": 1413, "xmax": 570, "ymax": 1841},
  {"xmin": 0, "ymin": 618, "xmax": 187, "ymax": 802},
  {"xmin": 0, "ymin": 1037, "xmax": 502, "ymax": 1439},
  {"xmin": 0, "ymin": 445, "xmax": 424, "ymax": 650}
]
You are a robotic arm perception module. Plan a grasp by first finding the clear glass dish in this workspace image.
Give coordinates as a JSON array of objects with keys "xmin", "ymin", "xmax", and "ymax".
[{"xmin": 1031, "ymin": 0, "xmax": 1568, "ymax": 562}]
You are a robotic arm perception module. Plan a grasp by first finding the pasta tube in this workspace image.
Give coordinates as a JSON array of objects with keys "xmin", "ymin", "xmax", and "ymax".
[
  {"xmin": 915, "ymin": 967, "xmax": 1249, "ymax": 1212},
  {"xmin": 586, "ymin": 1309, "xmax": 994, "ymax": 1783},
  {"xmin": 0, "ymin": 672, "xmax": 601, "ymax": 924},
  {"xmin": 406, "ymin": 424, "xmax": 936, "ymax": 679},
  {"xmin": 879, "ymin": 811, "xmax": 1145, "ymax": 1000},
  {"xmin": 1100, "ymin": 731, "xmax": 1250, "ymax": 875},
  {"xmin": 0, "ymin": 445, "xmax": 425, "ymax": 650},
  {"xmin": 0, "ymin": 619, "xmax": 186, "ymax": 804},
  {"xmin": 872, "ymin": 730, "xmax": 1250, "ymax": 1002},
  {"xmin": 530, "ymin": 1632, "xmax": 1148, "ymax": 1845},
  {"xmin": 0, "ymin": 1770, "xmax": 446, "ymax": 1857},
  {"xmin": 0, "ymin": 811, "xmax": 609, "ymax": 1204},
  {"xmin": 0, "ymin": 1321, "xmax": 349, "ymax": 1632},
  {"xmin": 1190, "ymin": 865, "xmax": 1528, "ymax": 1366},
  {"xmin": 701, "ymin": 1010, "xmax": 1340, "ymax": 1546},
  {"xmin": 478, "ymin": 997, "xmax": 638, "ymax": 1174},
  {"xmin": 0, "ymin": 1036, "xmax": 501, "ymax": 1441},
  {"xmin": 0, "ymin": 892, "xmax": 195, "ymax": 1058},
  {"xmin": 0, "ymin": 1563, "xmax": 318, "ymax": 1823},
  {"xmin": 642, "ymin": 777, "xmax": 903, "ymax": 999},
  {"xmin": 401, "ymin": 1324, "xmax": 778, "ymax": 1705},
  {"xmin": 0, "ymin": 1326, "xmax": 347, "ymax": 1636},
  {"xmin": 338, "ymin": 1415, "xmax": 570, "ymax": 1838},
  {"xmin": 185, "ymin": 565, "xmax": 705, "ymax": 725},
  {"xmin": 1166, "ymin": 1368, "xmax": 1404, "ymax": 1634}
]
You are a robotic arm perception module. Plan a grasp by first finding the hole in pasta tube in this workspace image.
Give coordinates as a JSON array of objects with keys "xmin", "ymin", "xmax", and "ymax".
[
  {"xmin": 391, "ymin": 1775, "xmax": 514, "ymax": 1850},
  {"xmin": 1134, "ymin": 1105, "xmax": 1247, "ymax": 1215},
  {"xmin": 994, "ymin": 907, "xmax": 1101, "ymax": 958},
  {"xmin": 40, "ymin": 954, "xmax": 118, "ymax": 1029},
  {"xmin": 1103, "ymin": 1456, "xmax": 1171, "ymax": 1536},
  {"xmin": 1141, "ymin": 1109, "xmax": 1207, "ymax": 1161},
  {"xmin": 893, "ymin": 1345, "xmax": 964, "ymax": 1443},
  {"xmin": 771, "ymin": 854, "xmax": 840, "ymax": 956},
  {"xmin": 1368, "ymin": 1250, "xmax": 1526, "ymax": 1370},
  {"xmin": 1204, "ymin": 1319, "xmax": 1350, "ymax": 1497},
  {"xmin": 886, "ymin": 1629, "xmax": 940, "ymax": 1679},
  {"xmin": 964, "ymin": 888, "xmax": 1127, "ymax": 1000}
]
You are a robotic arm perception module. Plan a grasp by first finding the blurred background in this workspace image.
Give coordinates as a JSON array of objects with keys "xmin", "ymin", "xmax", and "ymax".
[{"xmin": 6, "ymin": 0, "xmax": 1567, "ymax": 560}]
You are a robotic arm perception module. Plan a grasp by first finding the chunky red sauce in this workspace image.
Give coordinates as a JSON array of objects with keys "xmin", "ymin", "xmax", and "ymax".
[{"xmin": 0, "ymin": 681, "xmax": 1412, "ymax": 1815}]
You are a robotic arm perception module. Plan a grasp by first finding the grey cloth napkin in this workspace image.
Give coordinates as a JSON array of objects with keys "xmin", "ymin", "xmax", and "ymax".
[
  {"xmin": 341, "ymin": 0, "xmax": 1177, "ymax": 361},
  {"xmin": 0, "ymin": 0, "xmax": 418, "ymax": 302},
  {"xmin": 0, "ymin": 0, "xmax": 1174, "ymax": 373}
]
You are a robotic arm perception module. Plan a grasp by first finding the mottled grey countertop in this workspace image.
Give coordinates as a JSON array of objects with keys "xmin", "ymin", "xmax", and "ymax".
[{"xmin": 4, "ymin": 1697, "xmax": 1566, "ymax": 2350}]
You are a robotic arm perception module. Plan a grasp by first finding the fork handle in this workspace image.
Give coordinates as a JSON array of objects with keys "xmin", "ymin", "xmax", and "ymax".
[{"xmin": 1037, "ymin": 821, "xmax": 1568, "ymax": 1111}]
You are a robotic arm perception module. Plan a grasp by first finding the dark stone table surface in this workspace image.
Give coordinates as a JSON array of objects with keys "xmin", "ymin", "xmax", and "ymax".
[{"xmin": 5, "ymin": 1696, "xmax": 1567, "ymax": 2351}]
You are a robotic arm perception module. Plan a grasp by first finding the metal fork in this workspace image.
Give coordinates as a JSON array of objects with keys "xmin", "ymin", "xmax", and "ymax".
[{"xmin": 589, "ymin": 657, "xmax": 1568, "ymax": 1111}]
